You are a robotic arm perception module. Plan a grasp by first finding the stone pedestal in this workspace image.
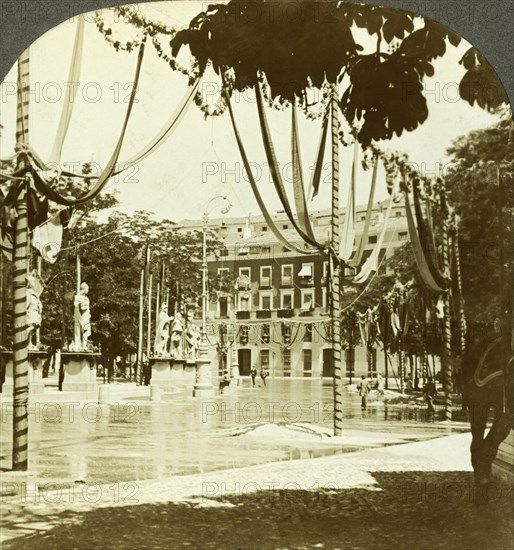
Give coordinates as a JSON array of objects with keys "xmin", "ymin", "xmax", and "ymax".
[
  {"xmin": 149, "ymin": 357, "xmax": 175, "ymax": 392},
  {"xmin": 193, "ymin": 340, "xmax": 214, "ymax": 397},
  {"xmin": 183, "ymin": 364, "xmax": 196, "ymax": 388},
  {"xmin": 170, "ymin": 359, "xmax": 186, "ymax": 387},
  {"xmin": 61, "ymin": 352, "xmax": 99, "ymax": 397},
  {"xmin": 230, "ymin": 348, "xmax": 240, "ymax": 390},
  {"xmin": 0, "ymin": 350, "xmax": 47, "ymax": 395}
]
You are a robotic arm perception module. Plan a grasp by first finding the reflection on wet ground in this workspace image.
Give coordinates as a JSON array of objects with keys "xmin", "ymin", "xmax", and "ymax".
[{"xmin": 0, "ymin": 380, "xmax": 470, "ymax": 484}]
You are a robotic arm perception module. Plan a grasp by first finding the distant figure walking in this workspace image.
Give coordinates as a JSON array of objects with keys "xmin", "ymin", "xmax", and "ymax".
[
  {"xmin": 423, "ymin": 377, "xmax": 437, "ymax": 412},
  {"xmin": 250, "ymin": 367, "xmax": 257, "ymax": 387},
  {"xmin": 357, "ymin": 375, "xmax": 371, "ymax": 409},
  {"xmin": 260, "ymin": 368, "xmax": 268, "ymax": 387},
  {"xmin": 376, "ymin": 372, "xmax": 385, "ymax": 395}
]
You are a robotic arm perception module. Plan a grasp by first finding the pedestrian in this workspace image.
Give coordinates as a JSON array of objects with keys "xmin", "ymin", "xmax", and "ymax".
[
  {"xmin": 250, "ymin": 366, "xmax": 257, "ymax": 387},
  {"xmin": 376, "ymin": 372, "xmax": 385, "ymax": 395},
  {"xmin": 423, "ymin": 377, "xmax": 437, "ymax": 412},
  {"xmin": 357, "ymin": 375, "xmax": 371, "ymax": 409},
  {"xmin": 260, "ymin": 368, "xmax": 268, "ymax": 387},
  {"xmin": 405, "ymin": 374, "xmax": 413, "ymax": 394}
]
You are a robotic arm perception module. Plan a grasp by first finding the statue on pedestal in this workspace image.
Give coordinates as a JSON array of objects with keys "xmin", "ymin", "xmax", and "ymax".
[
  {"xmin": 154, "ymin": 303, "xmax": 173, "ymax": 357},
  {"xmin": 26, "ymin": 272, "xmax": 43, "ymax": 350},
  {"xmin": 71, "ymin": 282, "xmax": 91, "ymax": 352},
  {"xmin": 170, "ymin": 311, "xmax": 184, "ymax": 359},
  {"xmin": 184, "ymin": 311, "xmax": 201, "ymax": 364}
]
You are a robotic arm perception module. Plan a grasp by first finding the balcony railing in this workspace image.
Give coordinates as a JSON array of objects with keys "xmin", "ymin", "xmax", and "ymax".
[
  {"xmin": 256, "ymin": 309, "xmax": 271, "ymax": 319},
  {"xmin": 277, "ymin": 308, "xmax": 294, "ymax": 318},
  {"xmin": 236, "ymin": 310, "xmax": 251, "ymax": 320}
]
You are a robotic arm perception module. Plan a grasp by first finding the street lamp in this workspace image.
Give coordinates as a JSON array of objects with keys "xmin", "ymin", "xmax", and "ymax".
[{"xmin": 194, "ymin": 195, "xmax": 232, "ymax": 397}]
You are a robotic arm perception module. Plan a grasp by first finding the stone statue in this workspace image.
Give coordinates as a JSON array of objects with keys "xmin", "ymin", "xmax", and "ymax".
[
  {"xmin": 170, "ymin": 311, "xmax": 184, "ymax": 359},
  {"xmin": 184, "ymin": 311, "xmax": 201, "ymax": 363},
  {"xmin": 26, "ymin": 272, "xmax": 43, "ymax": 350},
  {"xmin": 72, "ymin": 282, "xmax": 91, "ymax": 352},
  {"xmin": 154, "ymin": 303, "xmax": 173, "ymax": 356}
]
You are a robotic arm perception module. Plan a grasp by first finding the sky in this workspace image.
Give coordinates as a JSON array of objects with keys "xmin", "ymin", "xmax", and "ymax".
[{"xmin": 0, "ymin": 1, "xmax": 502, "ymax": 223}]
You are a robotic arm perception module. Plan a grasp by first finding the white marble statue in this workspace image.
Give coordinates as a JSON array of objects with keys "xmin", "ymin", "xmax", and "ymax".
[
  {"xmin": 154, "ymin": 303, "xmax": 173, "ymax": 356},
  {"xmin": 72, "ymin": 282, "xmax": 91, "ymax": 352},
  {"xmin": 170, "ymin": 311, "xmax": 184, "ymax": 359},
  {"xmin": 184, "ymin": 311, "xmax": 201, "ymax": 363}
]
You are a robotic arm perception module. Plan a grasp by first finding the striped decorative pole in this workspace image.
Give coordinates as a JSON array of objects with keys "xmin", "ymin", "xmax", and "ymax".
[
  {"xmin": 12, "ymin": 48, "xmax": 31, "ymax": 471},
  {"xmin": 439, "ymin": 180, "xmax": 453, "ymax": 421},
  {"xmin": 452, "ymin": 224, "xmax": 466, "ymax": 353},
  {"xmin": 330, "ymin": 86, "xmax": 343, "ymax": 436}
]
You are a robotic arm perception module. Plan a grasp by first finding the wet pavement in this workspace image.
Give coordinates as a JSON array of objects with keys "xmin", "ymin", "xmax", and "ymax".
[{"xmin": 0, "ymin": 379, "xmax": 470, "ymax": 484}]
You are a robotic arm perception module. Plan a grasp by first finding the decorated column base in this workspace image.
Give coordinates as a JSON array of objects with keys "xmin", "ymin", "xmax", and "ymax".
[
  {"xmin": 149, "ymin": 357, "xmax": 175, "ymax": 393},
  {"xmin": 230, "ymin": 361, "xmax": 240, "ymax": 391},
  {"xmin": 183, "ymin": 363, "xmax": 196, "ymax": 388},
  {"xmin": 193, "ymin": 340, "xmax": 214, "ymax": 397},
  {"xmin": 61, "ymin": 352, "xmax": 99, "ymax": 397},
  {"xmin": 0, "ymin": 350, "xmax": 47, "ymax": 395},
  {"xmin": 170, "ymin": 359, "xmax": 186, "ymax": 387}
]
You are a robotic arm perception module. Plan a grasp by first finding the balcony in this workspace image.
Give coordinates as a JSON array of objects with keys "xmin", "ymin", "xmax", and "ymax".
[
  {"xmin": 256, "ymin": 309, "xmax": 271, "ymax": 319},
  {"xmin": 277, "ymin": 308, "xmax": 294, "ymax": 318},
  {"xmin": 236, "ymin": 310, "xmax": 251, "ymax": 320},
  {"xmin": 299, "ymin": 276, "xmax": 314, "ymax": 287}
]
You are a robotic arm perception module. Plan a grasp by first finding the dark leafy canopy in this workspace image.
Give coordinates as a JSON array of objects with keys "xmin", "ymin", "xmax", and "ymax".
[
  {"xmin": 168, "ymin": 0, "xmax": 508, "ymax": 145},
  {"xmin": 445, "ymin": 112, "xmax": 513, "ymax": 326}
]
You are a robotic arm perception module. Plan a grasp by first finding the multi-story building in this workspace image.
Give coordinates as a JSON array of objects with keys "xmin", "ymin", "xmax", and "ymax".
[{"xmin": 178, "ymin": 200, "xmax": 408, "ymax": 379}]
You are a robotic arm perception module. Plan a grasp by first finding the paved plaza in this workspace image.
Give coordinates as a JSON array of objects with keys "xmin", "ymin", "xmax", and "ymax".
[{"xmin": 2, "ymin": 379, "xmax": 511, "ymax": 548}]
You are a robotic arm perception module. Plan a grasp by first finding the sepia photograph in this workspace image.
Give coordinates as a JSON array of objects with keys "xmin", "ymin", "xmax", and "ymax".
[{"xmin": 0, "ymin": 1, "xmax": 512, "ymax": 548}]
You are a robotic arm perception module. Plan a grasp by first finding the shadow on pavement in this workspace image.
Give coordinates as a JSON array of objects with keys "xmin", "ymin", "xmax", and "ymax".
[{"xmin": 2, "ymin": 471, "xmax": 512, "ymax": 549}]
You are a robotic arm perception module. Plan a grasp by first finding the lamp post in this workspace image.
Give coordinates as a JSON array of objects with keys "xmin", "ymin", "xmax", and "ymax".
[{"xmin": 193, "ymin": 195, "xmax": 231, "ymax": 397}]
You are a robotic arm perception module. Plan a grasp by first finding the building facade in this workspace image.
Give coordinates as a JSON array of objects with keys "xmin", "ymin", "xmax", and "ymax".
[{"xmin": 179, "ymin": 200, "xmax": 408, "ymax": 379}]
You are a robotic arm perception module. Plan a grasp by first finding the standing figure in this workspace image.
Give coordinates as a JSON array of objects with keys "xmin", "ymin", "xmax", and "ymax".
[
  {"xmin": 260, "ymin": 368, "xmax": 268, "ymax": 387},
  {"xmin": 26, "ymin": 273, "xmax": 43, "ymax": 350},
  {"xmin": 72, "ymin": 282, "xmax": 91, "ymax": 351},
  {"xmin": 250, "ymin": 366, "xmax": 257, "ymax": 387},
  {"xmin": 357, "ymin": 375, "xmax": 371, "ymax": 409},
  {"xmin": 184, "ymin": 311, "xmax": 201, "ymax": 363},
  {"xmin": 423, "ymin": 377, "xmax": 437, "ymax": 413},
  {"xmin": 170, "ymin": 311, "xmax": 184, "ymax": 359},
  {"xmin": 154, "ymin": 303, "xmax": 173, "ymax": 356},
  {"xmin": 376, "ymin": 372, "xmax": 385, "ymax": 395}
]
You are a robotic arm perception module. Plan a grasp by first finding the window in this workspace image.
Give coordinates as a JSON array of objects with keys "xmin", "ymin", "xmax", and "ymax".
[
  {"xmin": 301, "ymin": 290, "xmax": 314, "ymax": 310},
  {"xmin": 282, "ymin": 323, "xmax": 291, "ymax": 344},
  {"xmin": 305, "ymin": 324, "xmax": 313, "ymax": 342},
  {"xmin": 239, "ymin": 294, "xmax": 250, "ymax": 311},
  {"xmin": 360, "ymin": 214, "xmax": 366, "ymax": 221},
  {"xmin": 218, "ymin": 297, "xmax": 228, "ymax": 318},
  {"xmin": 262, "ymin": 226, "xmax": 267, "ymax": 231},
  {"xmin": 283, "ymin": 348, "xmax": 291, "ymax": 376},
  {"xmin": 238, "ymin": 246, "xmax": 249, "ymax": 256},
  {"xmin": 260, "ymin": 349, "xmax": 270, "ymax": 366},
  {"xmin": 260, "ymin": 266, "xmax": 272, "ymax": 288},
  {"xmin": 282, "ymin": 224, "xmax": 288, "ymax": 230},
  {"xmin": 261, "ymin": 324, "xmax": 270, "ymax": 344},
  {"xmin": 298, "ymin": 263, "xmax": 313, "ymax": 283},
  {"xmin": 261, "ymin": 294, "xmax": 272, "ymax": 310},
  {"xmin": 281, "ymin": 265, "xmax": 293, "ymax": 286},
  {"xmin": 303, "ymin": 349, "xmax": 312, "ymax": 372},
  {"xmin": 368, "ymin": 235, "xmax": 378, "ymax": 244},
  {"xmin": 218, "ymin": 267, "xmax": 229, "ymax": 276},
  {"xmin": 219, "ymin": 248, "xmax": 229, "ymax": 257},
  {"xmin": 237, "ymin": 227, "xmax": 242, "ymax": 233},
  {"xmin": 250, "ymin": 246, "xmax": 260, "ymax": 254},
  {"xmin": 322, "ymin": 261, "xmax": 329, "ymax": 281},
  {"xmin": 398, "ymin": 231, "xmax": 408, "ymax": 240},
  {"xmin": 396, "ymin": 211, "xmax": 403, "ymax": 218},
  {"xmin": 239, "ymin": 325, "xmax": 249, "ymax": 344},
  {"xmin": 281, "ymin": 291, "xmax": 293, "ymax": 309},
  {"xmin": 261, "ymin": 246, "xmax": 271, "ymax": 255}
]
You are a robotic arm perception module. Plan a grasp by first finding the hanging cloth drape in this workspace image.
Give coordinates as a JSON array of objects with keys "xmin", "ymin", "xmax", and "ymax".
[
  {"xmin": 48, "ymin": 16, "xmax": 85, "ymax": 165},
  {"xmin": 339, "ymin": 141, "xmax": 357, "ymax": 261},
  {"xmin": 412, "ymin": 179, "xmax": 446, "ymax": 287},
  {"xmin": 353, "ymin": 175, "xmax": 399, "ymax": 284},
  {"xmin": 28, "ymin": 38, "xmax": 147, "ymax": 206},
  {"xmin": 255, "ymin": 83, "xmax": 324, "ymax": 252},
  {"xmin": 308, "ymin": 111, "xmax": 329, "ymax": 200},
  {"xmin": 223, "ymin": 88, "xmax": 309, "ymax": 255},
  {"xmin": 350, "ymin": 158, "xmax": 378, "ymax": 267},
  {"xmin": 404, "ymin": 188, "xmax": 445, "ymax": 292},
  {"xmin": 291, "ymin": 102, "xmax": 316, "ymax": 241}
]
